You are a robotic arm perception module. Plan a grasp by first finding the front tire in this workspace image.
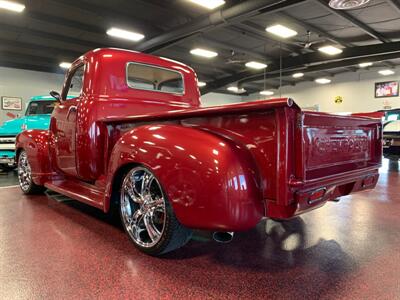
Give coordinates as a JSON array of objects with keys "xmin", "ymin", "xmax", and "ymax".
[
  {"xmin": 17, "ymin": 150, "xmax": 45, "ymax": 194},
  {"xmin": 119, "ymin": 166, "xmax": 192, "ymax": 256}
]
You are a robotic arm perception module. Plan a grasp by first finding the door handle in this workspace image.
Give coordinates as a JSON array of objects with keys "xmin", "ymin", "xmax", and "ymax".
[{"xmin": 66, "ymin": 106, "xmax": 77, "ymax": 121}]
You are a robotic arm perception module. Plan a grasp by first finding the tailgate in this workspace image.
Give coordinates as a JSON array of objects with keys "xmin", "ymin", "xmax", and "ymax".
[{"xmin": 300, "ymin": 112, "xmax": 382, "ymax": 181}]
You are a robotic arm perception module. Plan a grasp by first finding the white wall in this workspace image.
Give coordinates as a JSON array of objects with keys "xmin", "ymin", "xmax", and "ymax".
[
  {"xmin": 243, "ymin": 66, "xmax": 400, "ymax": 113},
  {"xmin": 200, "ymin": 92, "xmax": 243, "ymax": 107},
  {"xmin": 0, "ymin": 67, "xmax": 65, "ymax": 123}
]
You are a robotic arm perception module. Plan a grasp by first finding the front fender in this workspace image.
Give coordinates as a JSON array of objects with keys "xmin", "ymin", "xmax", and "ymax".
[
  {"xmin": 16, "ymin": 130, "xmax": 52, "ymax": 185},
  {"xmin": 106, "ymin": 124, "xmax": 264, "ymax": 231}
]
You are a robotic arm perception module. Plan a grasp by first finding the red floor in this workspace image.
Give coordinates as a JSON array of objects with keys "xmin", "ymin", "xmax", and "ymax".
[{"xmin": 0, "ymin": 160, "xmax": 399, "ymax": 299}]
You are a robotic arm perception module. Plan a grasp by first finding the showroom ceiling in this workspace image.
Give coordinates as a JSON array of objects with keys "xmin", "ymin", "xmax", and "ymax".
[{"xmin": 0, "ymin": 0, "xmax": 400, "ymax": 95}]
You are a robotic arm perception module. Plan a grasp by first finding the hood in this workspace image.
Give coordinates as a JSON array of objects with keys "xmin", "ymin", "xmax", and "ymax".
[{"xmin": 0, "ymin": 115, "xmax": 51, "ymax": 136}]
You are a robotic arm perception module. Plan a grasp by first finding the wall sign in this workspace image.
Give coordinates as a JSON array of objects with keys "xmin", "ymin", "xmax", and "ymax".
[{"xmin": 1, "ymin": 96, "xmax": 23, "ymax": 111}]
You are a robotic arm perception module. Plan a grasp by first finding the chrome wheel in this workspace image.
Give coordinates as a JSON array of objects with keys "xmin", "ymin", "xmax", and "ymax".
[
  {"xmin": 18, "ymin": 151, "xmax": 32, "ymax": 192},
  {"xmin": 120, "ymin": 167, "xmax": 166, "ymax": 248}
]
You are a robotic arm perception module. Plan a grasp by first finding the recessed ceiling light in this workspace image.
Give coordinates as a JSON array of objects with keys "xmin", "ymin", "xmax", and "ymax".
[
  {"xmin": 106, "ymin": 27, "xmax": 145, "ymax": 42},
  {"xmin": 260, "ymin": 90, "xmax": 274, "ymax": 96},
  {"xmin": 59, "ymin": 62, "xmax": 72, "ymax": 69},
  {"xmin": 266, "ymin": 24, "xmax": 297, "ymax": 38},
  {"xmin": 358, "ymin": 62, "xmax": 373, "ymax": 68},
  {"xmin": 190, "ymin": 48, "xmax": 218, "ymax": 58},
  {"xmin": 227, "ymin": 86, "xmax": 246, "ymax": 93},
  {"xmin": 197, "ymin": 81, "xmax": 207, "ymax": 87},
  {"xmin": 292, "ymin": 72, "xmax": 304, "ymax": 78},
  {"xmin": 187, "ymin": 0, "xmax": 225, "ymax": 9},
  {"xmin": 315, "ymin": 78, "xmax": 331, "ymax": 84},
  {"xmin": 0, "ymin": 0, "xmax": 25, "ymax": 12},
  {"xmin": 379, "ymin": 69, "xmax": 395, "ymax": 76},
  {"xmin": 245, "ymin": 61, "xmax": 267, "ymax": 70},
  {"xmin": 318, "ymin": 45, "xmax": 343, "ymax": 55}
]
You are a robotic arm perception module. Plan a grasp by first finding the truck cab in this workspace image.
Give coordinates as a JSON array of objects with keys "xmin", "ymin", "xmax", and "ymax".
[{"xmin": 16, "ymin": 48, "xmax": 382, "ymax": 256}]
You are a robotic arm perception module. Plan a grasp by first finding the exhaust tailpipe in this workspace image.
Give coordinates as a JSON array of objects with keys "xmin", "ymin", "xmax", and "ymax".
[{"xmin": 212, "ymin": 232, "xmax": 234, "ymax": 243}]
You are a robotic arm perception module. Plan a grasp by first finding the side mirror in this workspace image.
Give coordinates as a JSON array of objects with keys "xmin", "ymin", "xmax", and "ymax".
[{"xmin": 50, "ymin": 90, "xmax": 61, "ymax": 101}]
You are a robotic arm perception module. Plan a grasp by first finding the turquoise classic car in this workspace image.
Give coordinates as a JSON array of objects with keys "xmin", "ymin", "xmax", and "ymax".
[{"xmin": 0, "ymin": 95, "xmax": 67, "ymax": 170}]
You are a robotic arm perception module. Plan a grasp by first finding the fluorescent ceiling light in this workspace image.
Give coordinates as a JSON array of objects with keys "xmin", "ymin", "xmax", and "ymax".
[
  {"xmin": 245, "ymin": 61, "xmax": 267, "ymax": 70},
  {"xmin": 359, "ymin": 62, "xmax": 373, "ymax": 68},
  {"xmin": 187, "ymin": 0, "xmax": 225, "ymax": 9},
  {"xmin": 190, "ymin": 48, "xmax": 218, "ymax": 58},
  {"xmin": 0, "ymin": 0, "xmax": 25, "ymax": 12},
  {"xmin": 315, "ymin": 78, "xmax": 331, "ymax": 84},
  {"xmin": 197, "ymin": 81, "xmax": 207, "ymax": 87},
  {"xmin": 59, "ymin": 62, "xmax": 72, "ymax": 69},
  {"xmin": 227, "ymin": 86, "xmax": 246, "ymax": 93},
  {"xmin": 318, "ymin": 45, "xmax": 343, "ymax": 55},
  {"xmin": 260, "ymin": 90, "xmax": 274, "ymax": 96},
  {"xmin": 292, "ymin": 72, "xmax": 304, "ymax": 78},
  {"xmin": 379, "ymin": 69, "xmax": 395, "ymax": 76},
  {"xmin": 266, "ymin": 24, "xmax": 297, "ymax": 38},
  {"xmin": 106, "ymin": 27, "xmax": 145, "ymax": 42}
]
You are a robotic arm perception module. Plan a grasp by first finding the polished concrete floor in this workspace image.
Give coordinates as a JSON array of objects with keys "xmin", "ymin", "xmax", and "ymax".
[{"xmin": 0, "ymin": 160, "xmax": 399, "ymax": 299}]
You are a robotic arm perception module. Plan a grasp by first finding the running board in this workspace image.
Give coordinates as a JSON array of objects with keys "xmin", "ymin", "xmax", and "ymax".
[{"xmin": 44, "ymin": 180, "xmax": 105, "ymax": 209}]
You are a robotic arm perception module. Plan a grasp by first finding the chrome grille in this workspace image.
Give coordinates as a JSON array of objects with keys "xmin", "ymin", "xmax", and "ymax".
[{"xmin": 0, "ymin": 136, "xmax": 16, "ymax": 151}]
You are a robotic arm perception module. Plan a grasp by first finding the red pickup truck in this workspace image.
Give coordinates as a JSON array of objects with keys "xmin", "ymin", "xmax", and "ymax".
[{"xmin": 16, "ymin": 48, "xmax": 382, "ymax": 256}]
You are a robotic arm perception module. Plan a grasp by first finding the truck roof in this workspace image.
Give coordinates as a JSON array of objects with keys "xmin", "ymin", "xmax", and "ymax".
[
  {"xmin": 76, "ymin": 48, "xmax": 195, "ymax": 73},
  {"xmin": 65, "ymin": 48, "xmax": 201, "ymax": 108}
]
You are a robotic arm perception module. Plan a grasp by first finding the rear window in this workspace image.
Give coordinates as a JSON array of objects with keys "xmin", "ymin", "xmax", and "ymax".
[{"xmin": 126, "ymin": 63, "xmax": 184, "ymax": 95}]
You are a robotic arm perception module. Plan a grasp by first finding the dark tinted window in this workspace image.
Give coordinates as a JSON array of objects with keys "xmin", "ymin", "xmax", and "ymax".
[{"xmin": 26, "ymin": 101, "xmax": 57, "ymax": 115}]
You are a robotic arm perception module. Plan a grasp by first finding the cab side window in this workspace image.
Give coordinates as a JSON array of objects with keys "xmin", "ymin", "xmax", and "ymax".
[{"xmin": 65, "ymin": 65, "xmax": 85, "ymax": 99}]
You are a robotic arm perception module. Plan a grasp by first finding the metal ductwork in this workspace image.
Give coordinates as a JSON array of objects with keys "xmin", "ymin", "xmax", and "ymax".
[{"xmin": 136, "ymin": 0, "xmax": 307, "ymax": 53}]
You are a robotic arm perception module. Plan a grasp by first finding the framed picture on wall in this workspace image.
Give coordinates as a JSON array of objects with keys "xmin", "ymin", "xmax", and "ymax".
[
  {"xmin": 375, "ymin": 81, "xmax": 399, "ymax": 98},
  {"xmin": 1, "ymin": 96, "xmax": 23, "ymax": 110}
]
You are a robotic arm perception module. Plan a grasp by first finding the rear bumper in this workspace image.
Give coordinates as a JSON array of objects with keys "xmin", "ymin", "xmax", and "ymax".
[{"xmin": 266, "ymin": 165, "xmax": 380, "ymax": 219}]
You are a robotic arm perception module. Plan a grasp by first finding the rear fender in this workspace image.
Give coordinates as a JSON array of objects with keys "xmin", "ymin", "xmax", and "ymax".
[
  {"xmin": 105, "ymin": 124, "xmax": 264, "ymax": 231},
  {"xmin": 16, "ymin": 130, "xmax": 52, "ymax": 185}
]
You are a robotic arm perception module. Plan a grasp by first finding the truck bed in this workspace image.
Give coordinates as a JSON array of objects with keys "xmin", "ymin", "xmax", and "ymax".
[{"xmin": 101, "ymin": 98, "xmax": 382, "ymax": 220}]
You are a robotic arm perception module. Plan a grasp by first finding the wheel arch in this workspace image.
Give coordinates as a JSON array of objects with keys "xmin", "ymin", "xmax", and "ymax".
[{"xmin": 104, "ymin": 124, "xmax": 264, "ymax": 231}]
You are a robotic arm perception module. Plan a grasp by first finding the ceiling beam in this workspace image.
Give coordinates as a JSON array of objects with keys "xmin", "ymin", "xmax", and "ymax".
[
  {"xmin": 202, "ymin": 41, "xmax": 400, "ymax": 93},
  {"xmin": 314, "ymin": 0, "xmax": 391, "ymax": 43},
  {"xmin": 276, "ymin": 12, "xmax": 353, "ymax": 47},
  {"xmin": 0, "ymin": 59, "xmax": 63, "ymax": 74},
  {"xmin": 0, "ymin": 23, "xmax": 104, "ymax": 49},
  {"xmin": 386, "ymin": 0, "xmax": 400, "ymax": 13},
  {"xmin": 136, "ymin": 0, "xmax": 308, "ymax": 53},
  {"xmin": 197, "ymin": 37, "xmax": 272, "ymax": 62},
  {"xmin": 236, "ymin": 52, "xmax": 400, "ymax": 83},
  {"xmin": 0, "ymin": 38, "xmax": 83, "ymax": 59},
  {"xmin": 47, "ymin": 0, "xmax": 161, "ymax": 35},
  {"xmin": 235, "ymin": 21, "xmax": 303, "ymax": 54}
]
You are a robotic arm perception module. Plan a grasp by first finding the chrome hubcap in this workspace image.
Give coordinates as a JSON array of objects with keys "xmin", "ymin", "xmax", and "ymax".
[
  {"xmin": 18, "ymin": 152, "xmax": 32, "ymax": 192},
  {"xmin": 120, "ymin": 167, "xmax": 166, "ymax": 248}
]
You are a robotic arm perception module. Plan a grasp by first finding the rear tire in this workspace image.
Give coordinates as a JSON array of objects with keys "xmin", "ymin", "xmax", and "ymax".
[
  {"xmin": 17, "ymin": 150, "xmax": 45, "ymax": 194},
  {"xmin": 119, "ymin": 166, "xmax": 192, "ymax": 256}
]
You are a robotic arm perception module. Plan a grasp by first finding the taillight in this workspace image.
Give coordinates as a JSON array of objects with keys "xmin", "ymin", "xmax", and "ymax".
[{"xmin": 308, "ymin": 188, "xmax": 326, "ymax": 204}]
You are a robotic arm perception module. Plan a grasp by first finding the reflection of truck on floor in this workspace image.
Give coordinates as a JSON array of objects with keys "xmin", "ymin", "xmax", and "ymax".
[
  {"xmin": 383, "ymin": 109, "xmax": 400, "ymax": 160},
  {"xmin": 0, "ymin": 96, "xmax": 60, "ymax": 170}
]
